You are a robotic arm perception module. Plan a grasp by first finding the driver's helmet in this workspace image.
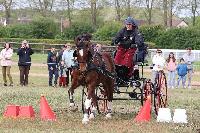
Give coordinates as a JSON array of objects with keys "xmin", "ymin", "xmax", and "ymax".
[{"xmin": 124, "ymin": 17, "xmax": 138, "ymax": 27}]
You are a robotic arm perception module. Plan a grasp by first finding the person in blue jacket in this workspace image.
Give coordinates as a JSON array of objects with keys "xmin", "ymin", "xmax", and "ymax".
[
  {"xmin": 176, "ymin": 58, "xmax": 188, "ymax": 89},
  {"xmin": 47, "ymin": 47, "xmax": 59, "ymax": 87},
  {"xmin": 17, "ymin": 40, "xmax": 34, "ymax": 86}
]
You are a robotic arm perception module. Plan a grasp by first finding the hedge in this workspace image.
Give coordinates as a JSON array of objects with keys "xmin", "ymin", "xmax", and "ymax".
[{"xmin": 1, "ymin": 21, "xmax": 200, "ymax": 50}]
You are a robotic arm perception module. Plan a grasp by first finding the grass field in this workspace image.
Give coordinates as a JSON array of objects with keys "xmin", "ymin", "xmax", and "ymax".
[{"xmin": 0, "ymin": 54, "xmax": 199, "ymax": 132}]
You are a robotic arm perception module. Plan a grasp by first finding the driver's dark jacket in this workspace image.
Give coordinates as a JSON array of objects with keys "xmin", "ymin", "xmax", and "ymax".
[{"xmin": 114, "ymin": 27, "xmax": 144, "ymax": 49}]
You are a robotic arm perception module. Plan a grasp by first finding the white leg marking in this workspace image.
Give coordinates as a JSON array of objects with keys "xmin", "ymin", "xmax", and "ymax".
[
  {"xmin": 82, "ymin": 113, "xmax": 89, "ymax": 124},
  {"xmin": 79, "ymin": 49, "xmax": 83, "ymax": 57},
  {"xmin": 85, "ymin": 98, "xmax": 92, "ymax": 109}
]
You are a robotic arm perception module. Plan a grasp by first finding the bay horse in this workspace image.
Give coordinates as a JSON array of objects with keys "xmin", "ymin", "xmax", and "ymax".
[{"xmin": 68, "ymin": 33, "xmax": 115, "ymax": 124}]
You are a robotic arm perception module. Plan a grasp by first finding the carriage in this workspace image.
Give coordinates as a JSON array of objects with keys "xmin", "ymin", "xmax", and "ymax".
[
  {"xmin": 68, "ymin": 33, "xmax": 168, "ymax": 124},
  {"xmin": 81, "ymin": 46, "xmax": 168, "ymax": 116}
]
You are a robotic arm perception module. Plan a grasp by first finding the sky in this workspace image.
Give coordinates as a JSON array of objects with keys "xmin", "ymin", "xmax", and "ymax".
[{"xmin": 0, "ymin": 0, "xmax": 197, "ymax": 18}]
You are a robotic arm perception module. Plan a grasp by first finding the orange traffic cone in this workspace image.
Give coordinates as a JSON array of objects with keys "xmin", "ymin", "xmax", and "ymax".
[
  {"xmin": 18, "ymin": 106, "xmax": 35, "ymax": 119},
  {"xmin": 134, "ymin": 95, "xmax": 151, "ymax": 122},
  {"xmin": 40, "ymin": 95, "xmax": 56, "ymax": 121},
  {"xmin": 3, "ymin": 105, "xmax": 20, "ymax": 118}
]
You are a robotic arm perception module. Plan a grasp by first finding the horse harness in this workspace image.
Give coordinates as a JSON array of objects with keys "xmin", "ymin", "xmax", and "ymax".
[{"xmin": 76, "ymin": 50, "xmax": 116, "ymax": 81}]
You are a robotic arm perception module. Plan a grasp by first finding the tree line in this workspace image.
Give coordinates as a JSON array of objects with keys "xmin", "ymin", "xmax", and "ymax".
[{"xmin": 0, "ymin": 0, "xmax": 200, "ymax": 27}]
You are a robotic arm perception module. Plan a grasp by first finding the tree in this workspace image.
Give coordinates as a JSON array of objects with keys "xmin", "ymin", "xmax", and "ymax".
[
  {"xmin": 191, "ymin": 0, "xmax": 197, "ymax": 26},
  {"xmin": 115, "ymin": 0, "xmax": 121, "ymax": 21},
  {"xmin": 90, "ymin": 0, "xmax": 97, "ymax": 27},
  {"xmin": 163, "ymin": 0, "xmax": 168, "ymax": 27},
  {"xmin": 169, "ymin": 0, "xmax": 175, "ymax": 27},
  {"xmin": 0, "ymin": 0, "xmax": 13, "ymax": 25},
  {"xmin": 59, "ymin": 0, "xmax": 75, "ymax": 26},
  {"xmin": 28, "ymin": 0, "xmax": 55, "ymax": 17},
  {"xmin": 66, "ymin": 0, "xmax": 73, "ymax": 25},
  {"xmin": 144, "ymin": 0, "xmax": 155, "ymax": 25},
  {"xmin": 125, "ymin": 0, "xmax": 131, "ymax": 17}
]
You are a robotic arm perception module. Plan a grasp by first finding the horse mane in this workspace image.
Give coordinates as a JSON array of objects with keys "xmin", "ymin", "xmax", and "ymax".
[{"xmin": 102, "ymin": 52, "xmax": 115, "ymax": 73}]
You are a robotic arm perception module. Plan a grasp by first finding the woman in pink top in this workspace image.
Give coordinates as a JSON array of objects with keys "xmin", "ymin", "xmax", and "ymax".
[
  {"xmin": 166, "ymin": 52, "xmax": 176, "ymax": 89},
  {"xmin": 0, "ymin": 43, "xmax": 13, "ymax": 86}
]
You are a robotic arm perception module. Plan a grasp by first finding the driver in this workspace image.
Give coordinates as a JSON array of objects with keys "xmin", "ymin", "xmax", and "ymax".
[{"xmin": 113, "ymin": 16, "xmax": 144, "ymax": 79}]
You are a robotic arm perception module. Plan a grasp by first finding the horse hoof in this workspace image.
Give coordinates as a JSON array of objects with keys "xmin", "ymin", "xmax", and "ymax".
[
  {"xmin": 82, "ymin": 118, "xmax": 89, "ymax": 124},
  {"xmin": 105, "ymin": 113, "xmax": 112, "ymax": 119},
  {"xmin": 89, "ymin": 113, "xmax": 95, "ymax": 119},
  {"xmin": 69, "ymin": 105, "xmax": 78, "ymax": 112},
  {"xmin": 69, "ymin": 103, "xmax": 75, "ymax": 107}
]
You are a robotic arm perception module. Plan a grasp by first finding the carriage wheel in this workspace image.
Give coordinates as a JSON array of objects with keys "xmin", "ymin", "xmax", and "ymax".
[
  {"xmin": 139, "ymin": 87, "xmax": 144, "ymax": 106},
  {"xmin": 142, "ymin": 79, "xmax": 153, "ymax": 104},
  {"xmin": 133, "ymin": 80, "xmax": 144, "ymax": 106},
  {"xmin": 153, "ymin": 71, "xmax": 168, "ymax": 115},
  {"xmin": 82, "ymin": 86, "xmax": 108, "ymax": 115}
]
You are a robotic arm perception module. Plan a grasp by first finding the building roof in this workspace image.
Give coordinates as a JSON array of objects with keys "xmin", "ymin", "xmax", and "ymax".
[{"xmin": 167, "ymin": 19, "xmax": 188, "ymax": 27}]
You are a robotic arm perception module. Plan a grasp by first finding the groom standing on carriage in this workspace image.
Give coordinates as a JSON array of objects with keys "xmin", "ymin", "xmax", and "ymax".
[{"xmin": 113, "ymin": 16, "xmax": 144, "ymax": 81}]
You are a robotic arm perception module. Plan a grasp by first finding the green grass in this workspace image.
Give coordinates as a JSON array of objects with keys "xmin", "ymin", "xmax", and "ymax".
[
  {"xmin": 0, "ymin": 85, "xmax": 199, "ymax": 132},
  {"xmin": 12, "ymin": 53, "xmax": 48, "ymax": 64},
  {"xmin": 0, "ymin": 54, "xmax": 199, "ymax": 132}
]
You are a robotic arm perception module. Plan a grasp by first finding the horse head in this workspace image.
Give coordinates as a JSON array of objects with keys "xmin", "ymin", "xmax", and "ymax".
[{"xmin": 75, "ymin": 33, "xmax": 92, "ymax": 72}]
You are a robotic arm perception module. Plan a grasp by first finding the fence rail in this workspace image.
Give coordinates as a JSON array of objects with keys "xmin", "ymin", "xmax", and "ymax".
[{"xmin": 1, "ymin": 42, "xmax": 200, "ymax": 61}]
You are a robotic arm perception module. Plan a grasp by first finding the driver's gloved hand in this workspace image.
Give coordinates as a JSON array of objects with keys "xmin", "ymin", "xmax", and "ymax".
[{"xmin": 130, "ymin": 44, "xmax": 137, "ymax": 48}]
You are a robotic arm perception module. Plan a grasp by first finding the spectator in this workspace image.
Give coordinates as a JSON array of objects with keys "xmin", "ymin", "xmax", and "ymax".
[
  {"xmin": 151, "ymin": 49, "xmax": 166, "ymax": 84},
  {"xmin": 57, "ymin": 46, "xmax": 66, "ymax": 64},
  {"xmin": 176, "ymin": 58, "xmax": 188, "ymax": 89},
  {"xmin": 17, "ymin": 40, "xmax": 34, "ymax": 86},
  {"xmin": 182, "ymin": 47, "xmax": 195, "ymax": 89},
  {"xmin": 47, "ymin": 47, "xmax": 58, "ymax": 87},
  {"xmin": 94, "ymin": 43, "xmax": 102, "ymax": 54},
  {"xmin": 166, "ymin": 52, "xmax": 177, "ymax": 89},
  {"xmin": 0, "ymin": 43, "xmax": 13, "ymax": 86},
  {"xmin": 62, "ymin": 43, "xmax": 75, "ymax": 86},
  {"xmin": 58, "ymin": 61, "xmax": 68, "ymax": 87}
]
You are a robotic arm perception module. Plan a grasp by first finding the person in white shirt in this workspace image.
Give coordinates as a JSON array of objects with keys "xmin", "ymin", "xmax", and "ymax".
[
  {"xmin": 182, "ymin": 47, "xmax": 195, "ymax": 89},
  {"xmin": 0, "ymin": 43, "xmax": 13, "ymax": 86},
  {"xmin": 62, "ymin": 43, "xmax": 75, "ymax": 86},
  {"xmin": 151, "ymin": 49, "xmax": 166, "ymax": 84}
]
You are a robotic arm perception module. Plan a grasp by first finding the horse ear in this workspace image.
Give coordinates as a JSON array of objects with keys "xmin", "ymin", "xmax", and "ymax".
[
  {"xmin": 82, "ymin": 33, "xmax": 92, "ymax": 41},
  {"xmin": 74, "ymin": 35, "xmax": 81, "ymax": 46}
]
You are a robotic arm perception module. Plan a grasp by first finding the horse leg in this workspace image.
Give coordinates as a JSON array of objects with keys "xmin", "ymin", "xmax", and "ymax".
[
  {"xmin": 82, "ymin": 83, "xmax": 96, "ymax": 124},
  {"xmin": 89, "ymin": 92, "xmax": 98, "ymax": 119},
  {"xmin": 68, "ymin": 79, "xmax": 80, "ymax": 110},
  {"xmin": 105, "ymin": 79, "xmax": 114, "ymax": 119}
]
